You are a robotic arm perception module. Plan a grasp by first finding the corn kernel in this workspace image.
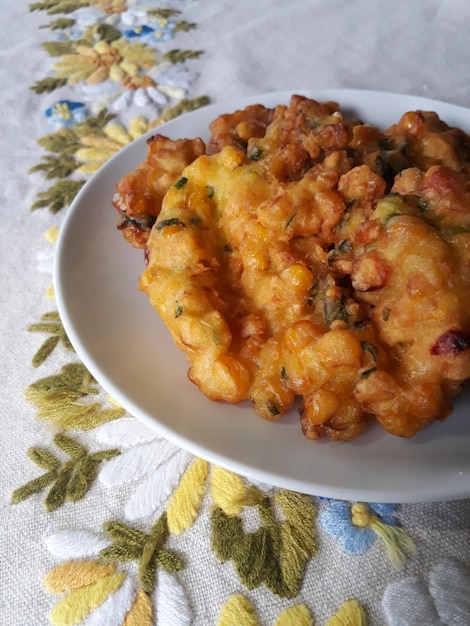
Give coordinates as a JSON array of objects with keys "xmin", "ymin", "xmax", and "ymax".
[
  {"xmin": 284, "ymin": 320, "xmax": 324, "ymax": 351},
  {"xmin": 315, "ymin": 329, "xmax": 362, "ymax": 368},
  {"xmin": 220, "ymin": 146, "xmax": 245, "ymax": 169},
  {"xmin": 282, "ymin": 263, "xmax": 313, "ymax": 291},
  {"xmin": 303, "ymin": 389, "xmax": 339, "ymax": 425}
]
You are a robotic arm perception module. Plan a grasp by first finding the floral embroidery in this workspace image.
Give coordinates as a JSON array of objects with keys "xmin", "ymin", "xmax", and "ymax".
[
  {"xmin": 29, "ymin": 1, "xmax": 208, "ymax": 215},
  {"xmin": 44, "ymin": 520, "xmax": 192, "ymax": 624},
  {"xmin": 320, "ymin": 500, "xmax": 414, "ymax": 568},
  {"xmin": 95, "ymin": 416, "xmax": 193, "ymax": 521},
  {"xmin": 11, "ymin": 433, "xmax": 119, "ymax": 511},
  {"xmin": 45, "ymin": 100, "xmax": 87, "ymax": 127},
  {"xmin": 24, "ymin": 362, "xmax": 126, "ymax": 428},
  {"xmin": 28, "ymin": 311, "xmax": 74, "ymax": 366},
  {"xmin": 211, "ymin": 468, "xmax": 318, "ymax": 598},
  {"xmin": 382, "ymin": 558, "xmax": 470, "ymax": 625},
  {"xmin": 217, "ymin": 595, "xmax": 367, "ymax": 626}
]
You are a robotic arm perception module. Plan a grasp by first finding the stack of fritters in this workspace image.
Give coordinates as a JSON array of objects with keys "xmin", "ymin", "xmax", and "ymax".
[{"xmin": 113, "ymin": 95, "xmax": 470, "ymax": 441}]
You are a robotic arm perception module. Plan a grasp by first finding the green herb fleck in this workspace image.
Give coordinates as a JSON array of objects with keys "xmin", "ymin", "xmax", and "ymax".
[
  {"xmin": 174, "ymin": 176, "xmax": 188, "ymax": 189},
  {"xmin": 175, "ymin": 304, "xmax": 184, "ymax": 318},
  {"xmin": 205, "ymin": 185, "xmax": 215, "ymax": 199},
  {"xmin": 249, "ymin": 145, "xmax": 263, "ymax": 161},
  {"xmin": 155, "ymin": 217, "xmax": 185, "ymax": 230},
  {"xmin": 324, "ymin": 295, "xmax": 349, "ymax": 324},
  {"xmin": 267, "ymin": 401, "xmax": 280, "ymax": 416},
  {"xmin": 285, "ymin": 213, "xmax": 296, "ymax": 230},
  {"xmin": 361, "ymin": 367, "xmax": 377, "ymax": 379},
  {"xmin": 190, "ymin": 215, "xmax": 202, "ymax": 226},
  {"xmin": 360, "ymin": 341, "xmax": 378, "ymax": 361}
]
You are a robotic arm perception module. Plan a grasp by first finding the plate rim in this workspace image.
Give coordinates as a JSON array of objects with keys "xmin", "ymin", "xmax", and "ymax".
[{"xmin": 54, "ymin": 88, "xmax": 470, "ymax": 503}]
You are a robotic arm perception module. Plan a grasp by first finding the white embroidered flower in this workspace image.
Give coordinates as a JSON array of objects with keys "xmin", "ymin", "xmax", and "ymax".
[
  {"xmin": 44, "ymin": 529, "xmax": 193, "ymax": 626},
  {"xmin": 112, "ymin": 84, "xmax": 168, "ymax": 111},
  {"xmin": 95, "ymin": 417, "xmax": 193, "ymax": 521},
  {"xmin": 383, "ymin": 558, "xmax": 470, "ymax": 625},
  {"xmin": 81, "ymin": 65, "xmax": 193, "ymax": 115},
  {"xmin": 149, "ymin": 63, "xmax": 195, "ymax": 91},
  {"xmin": 72, "ymin": 7, "xmax": 105, "ymax": 28}
]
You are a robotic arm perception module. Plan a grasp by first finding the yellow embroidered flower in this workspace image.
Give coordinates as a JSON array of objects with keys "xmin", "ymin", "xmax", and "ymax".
[
  {"xmin": 75, "ymin": 116, "xmax": 152, "ymax": 174},
  {"xmin": 54, "ymin": 40, "xmax": 156, "ymax": 86}
]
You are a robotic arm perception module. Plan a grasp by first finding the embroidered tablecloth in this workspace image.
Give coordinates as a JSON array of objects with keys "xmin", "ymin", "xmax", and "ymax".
[{"xmin": 2, "ymin": 1, "xmax": 470, "ymax": 624}]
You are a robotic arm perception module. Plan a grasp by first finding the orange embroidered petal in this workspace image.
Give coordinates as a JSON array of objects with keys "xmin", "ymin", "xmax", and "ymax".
[
  {"xmin": 49, "ymin": 571, "xmax": 125, "ymax": 626},
  {"xmin": 44, "ymin": 560, "xmax": 116, "ymax": 593},
  {"xmin": 123, "ymin": 589, "xmax": 153, "ymax": 626}
]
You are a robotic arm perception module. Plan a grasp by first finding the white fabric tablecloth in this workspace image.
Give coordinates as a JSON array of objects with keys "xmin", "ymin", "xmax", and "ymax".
[{"xmin": 2, "ymin": 1, "xmax": 470, "ymax": 624}]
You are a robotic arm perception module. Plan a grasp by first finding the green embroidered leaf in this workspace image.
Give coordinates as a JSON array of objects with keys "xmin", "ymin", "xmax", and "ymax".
[
  {"xmin": 11, "ymin": 471, "xmax": 57, "ymax": 504},
  {"xmin": 161, "ymin": 96, "xmax": 210, "ymax": 123},
  {"xmin": 32, "ymin": 335, "xmax": 60, "ymax": 367},
  {"xmin": 174, "ymin": 21, "xmax": 197, "ymax": 33},
  {"xmin": 25, "ymin": 362, "xmax": 126, "ymax": 429},
  {"xmin": 100, "ymin": 543, "xmax": 144, "ymax": 562},
  {"xmin": 28, "ymin": 446, "xmax": 61, "ymax": 471},
  {"xmin": 42, "ymin": 40, "xmax": 75, "ymax": 56},
  {"xmin": 45, "ymin": 465, "xmax": 73, "ymax": 511},
  {"xmin": 102, "ymin": 514, "xmax": 183, "ymax": 594},
  {"xmin": 66, "ymin": 456, "xmax": 101, "ymax": 502},
  {"xmin": 162, "ymin": 48, "xmax": 204, "ymax": 64},
  {"xmin": 102, "ymin": 521, "xmax": 148, "ymax": 548},
  {"xmin": 95, "ymin": 23, "xmax": 122, "ymax": 44},
  {"xmin": 155, "ymin": 548, "xmax": 184, "ymax": 573},
  {"xmin": 26, "ymin": 363, "xmax": 96, "ymax": 403},
  {"xmin": 37, "ymin": 127, "xmax": 81, "ymax": 155},
  {"xmin": 12, "ymin": 434, "xmax": 120, "ymax": 511},
  {"xmin": 76, "ymin": 110, "xmax": 116, "ymax": 133},
  {"xmin": 40, "ymin": 17, "xmax": 75, "ymax": 30},
  {"xmin": 211, "ymin": 488, "xmax": 318, "ymax": 598},
  {"xmin": 211, "ymin": 507, "xmax": 244, "ymax": 562},
  {"xmin": 54, "ymin": 432, "xmax": 88, "ymax": 459},
  {"xmin": 30, "ymin": 76, "xmax": 67, "ymax": 94},
  {"xmin": 148, "ymin": 8, "xmax": 181, "ymax": 19},
  {"xmin": 29, "ymin": 154, "xmax": 79, "ymax": 180},
  {"xmin": 29, "ymin": 311, "xmax": 74, "ymax": 366},
  {"xmin": 30, "ymin": 179, "xmax": 85, "ymax": 213},
  {"xmin": 235, "ymin": 528, "xmax": 269, "ymax": 589},
  {"xmin": 29, "ymin": 0, "xmax": 88, "ymax": 16}
]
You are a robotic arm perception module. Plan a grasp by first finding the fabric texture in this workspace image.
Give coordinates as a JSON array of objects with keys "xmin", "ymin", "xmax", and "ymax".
[{"xmin": 2, "ymin": 1, "xmax": 470, "ymax": 624}]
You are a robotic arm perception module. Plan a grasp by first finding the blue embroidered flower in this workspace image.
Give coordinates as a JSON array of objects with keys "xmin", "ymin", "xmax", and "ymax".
[
  {"xmin": 51, "ymin": 26, "xmax": 84, "ymax": 42},
  {"xmin": 45, "ymin": 101, "xmax": 86, "ymax": 128},
  {"xmin": 124, "ymin": 18, "xmax": 177, "ymax": 44},
  {"xmin": 320, "ymin": 500, "xmax": 397, "ymax": 555},
  {"xmin": 124, "ymin": 24, "xmax": 157, "ymax": 40}
]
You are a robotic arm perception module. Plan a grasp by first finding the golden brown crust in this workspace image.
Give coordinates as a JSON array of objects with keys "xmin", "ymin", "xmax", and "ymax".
[{"xmin": 113, "ymin": 134, "xmax": 205, "ymax": 248}]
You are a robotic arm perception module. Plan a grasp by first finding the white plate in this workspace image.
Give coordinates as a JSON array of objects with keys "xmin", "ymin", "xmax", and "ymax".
[{"xmin": 55, "ymin": 89, "xmax": 470, "ymax": 503}]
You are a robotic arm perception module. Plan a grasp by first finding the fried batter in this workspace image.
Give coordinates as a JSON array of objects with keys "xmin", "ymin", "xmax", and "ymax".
[
  {"xmin": 116, "ymin": 95, "xmax": 470, "ymax": 442},
  {"xmin": 206, "ymin": 103, "xmax": 273, "ymax": 155},
  {"xmin": 113, "ymin": 134, "xmax": 205, "ymax": 248}
]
